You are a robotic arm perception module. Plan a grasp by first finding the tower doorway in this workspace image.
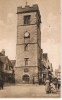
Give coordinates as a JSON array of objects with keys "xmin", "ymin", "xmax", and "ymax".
[{"xmin": 22, "ymin": 74, "xmax": 29, "ymax": 83}]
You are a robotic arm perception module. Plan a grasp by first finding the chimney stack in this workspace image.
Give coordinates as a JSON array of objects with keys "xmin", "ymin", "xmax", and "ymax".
[{"xmin": 1, "ymin": 49, "xmax": 5, "ymax": 56}]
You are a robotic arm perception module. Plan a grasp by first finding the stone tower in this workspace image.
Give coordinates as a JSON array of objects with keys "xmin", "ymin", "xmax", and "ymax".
[{"xmin": 15, "ymin": 4, "xmax": 41, "ymax": 83}]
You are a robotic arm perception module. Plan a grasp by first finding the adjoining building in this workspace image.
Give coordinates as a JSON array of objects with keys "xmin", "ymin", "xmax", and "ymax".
[
  {"xmin": 55, "ymin": 66, "xmax": 61, "ymax": 89},
  {"xmin": 40, "ymin": 49, "xmax": 53, "ymax": 84},
  {"xmin": 15, "ymin": 4, "xmax": 41, "ymax": 83},
  {"xmin": 0, "ymin": 49, "xmax": 15, "ymax": 83}
]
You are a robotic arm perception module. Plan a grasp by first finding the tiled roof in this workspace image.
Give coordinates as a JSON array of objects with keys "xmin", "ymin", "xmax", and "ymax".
[
  {"xmin": 0, "ymin": 56, "xmax": 6, "ymax": 63},
  {"xmin": 0, "ymin": 52, "xmax": 4, "ymax": 56},
  {"xmin": 11, "ymin": 60, "xmax": 16, "ymax": 67},
  {"xmin": 0, "ymin": 56, "xmax": 13, "ymax": 67}
]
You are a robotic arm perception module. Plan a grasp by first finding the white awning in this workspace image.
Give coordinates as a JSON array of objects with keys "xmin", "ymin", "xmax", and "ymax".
[{"xmin": 4, "ymin": 70, "xmax": 12, "ymax": 74}]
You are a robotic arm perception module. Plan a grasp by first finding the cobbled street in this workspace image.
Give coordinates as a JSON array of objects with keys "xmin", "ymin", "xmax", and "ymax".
[{"xmin": 0, "ymin": 84, "xmax": 60, "ymax": 98}]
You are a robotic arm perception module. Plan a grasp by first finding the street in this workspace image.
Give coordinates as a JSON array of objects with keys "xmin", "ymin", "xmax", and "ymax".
[{"xmin": 0, "ymin": 84, "xmax": 61, "ymax": 98}]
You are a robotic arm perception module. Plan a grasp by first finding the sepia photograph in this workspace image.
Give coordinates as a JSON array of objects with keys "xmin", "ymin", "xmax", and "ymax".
[{"xmin": 0, "ymin": 0, "xmax": 61, "ymax": 98}]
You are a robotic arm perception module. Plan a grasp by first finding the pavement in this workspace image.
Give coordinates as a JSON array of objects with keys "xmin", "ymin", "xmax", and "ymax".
[{"xmin": 0, "ymin": 84, "xmax": 61, "ymax": 98}]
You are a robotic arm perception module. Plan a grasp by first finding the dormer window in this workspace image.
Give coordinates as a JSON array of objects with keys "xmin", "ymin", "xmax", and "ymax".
[{"xmin": 24, "ymin": 15, "xmax": 31, "ymax": 25}]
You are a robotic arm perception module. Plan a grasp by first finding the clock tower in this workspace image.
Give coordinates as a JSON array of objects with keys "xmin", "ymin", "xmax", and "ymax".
[{"xmin": 15, "ymin": 4, "xmax": 41, "ymax": 83}]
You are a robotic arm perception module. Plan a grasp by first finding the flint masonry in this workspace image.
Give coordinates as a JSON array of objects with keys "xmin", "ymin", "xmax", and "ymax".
[{"xmin": 15, "ymin": 4, "xmax": 41, "ymax": 83}]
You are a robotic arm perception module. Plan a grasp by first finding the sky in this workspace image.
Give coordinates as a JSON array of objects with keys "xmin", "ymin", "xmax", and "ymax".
[{"xmin": 0, "ymin": 0, "xmax": 60, "ymax": 71}]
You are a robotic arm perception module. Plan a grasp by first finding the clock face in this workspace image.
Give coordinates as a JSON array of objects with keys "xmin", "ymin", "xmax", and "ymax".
[{"xmin": 24, "ymin": 31, "xmax": 30, "ymax": 37}]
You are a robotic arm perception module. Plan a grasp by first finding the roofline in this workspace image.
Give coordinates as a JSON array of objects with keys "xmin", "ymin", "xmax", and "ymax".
[{"xmin": 17, "ymin": 9, "xmax": 39, "ymax": 14}]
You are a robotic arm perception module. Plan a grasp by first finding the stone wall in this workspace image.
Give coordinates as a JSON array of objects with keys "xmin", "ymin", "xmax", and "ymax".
[
  {"xmin": 17, "ymin": 12, "xmax": 37, "ymax": 26},
  {"xmin": 15, "ymin": 66, "xmax": 38, "ymax": 83},
  {"xmin": 16, "ymin": 44, "xmax": 37, "ymax": 67},
  {"xmin": 17, "ymin": 25, "xmax": 37, "ymax": 44}
]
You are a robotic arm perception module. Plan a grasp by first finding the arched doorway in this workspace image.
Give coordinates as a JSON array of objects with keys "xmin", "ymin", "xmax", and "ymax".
[{"xmin": 22, "ymin": 74, "xmax": 29, "ymax": 83}]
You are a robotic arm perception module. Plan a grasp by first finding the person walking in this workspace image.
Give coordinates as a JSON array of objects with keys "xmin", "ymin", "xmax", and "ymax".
[
  {"xmin": 45, "ymin": 80, "xmax": 51, "ymax": 94},
  {"xmin": 50, "ymin": 82, "xmax": 56, "ymax": 93},
  {"xmin": 54, "ymin": 78, "xmax": 58, "ymax": 92},
  {"xmin": 0, "ymin": 77, "xmax": 4, "ymax": 89}
]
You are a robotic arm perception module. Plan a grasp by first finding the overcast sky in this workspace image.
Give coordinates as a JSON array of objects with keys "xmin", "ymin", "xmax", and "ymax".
[{"xmin": 0, "ymin": 0, "xmax": 60, "ymax": 71}]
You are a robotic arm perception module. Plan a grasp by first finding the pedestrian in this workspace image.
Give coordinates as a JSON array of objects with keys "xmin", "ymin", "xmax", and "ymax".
[
  {"xmin": 48, "ymin": 71, "xmax": 52, "ymax": 82},
  {"xmin": 33, "ymin": 76, "xmax": 35, "ymax": 84},
  {"xmin": 45, "ymin": 80, "xmax": 51, "ymax": 93},
  {"xmin": 50, "ymin": 82, "xmax": 56, "ymax": 93},
  {"xmin": 0, "ymin": 78, "xmax": 4, "ymax": 89},
  {"xmin": 54, "ymin": 78, "xmax": 58, "ymax": 91},
  {"xmin": 58, "ymin": 80, "xmax": 61, "ymax": 90}
]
